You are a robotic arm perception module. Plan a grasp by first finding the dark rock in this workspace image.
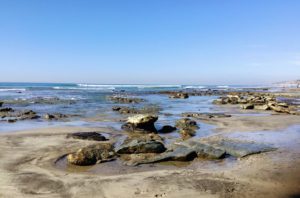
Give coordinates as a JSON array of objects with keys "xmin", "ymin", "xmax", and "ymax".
[
  {"xmin": 158, "ymin": 125, "xmax": 177, "ymax": 133},
  {"xmin": 0, "ymin": 107, "xmax": 13, "ymax": 112},
  {"xmin": 116, "ymin": 139, "xmax": 166, "ymax": 154},
  {"xmin": 121, "ymin": 114, "xmax": 158, "ymax": 133},
  {"xmin": 0, "ymin": 101, "xmax": 3, "ymax": 107},
  {"xmin": 18, "ymin": 110, "xmax": 40, "ymax": 120},
  {"xmin": 67, "ymin": 143, "xmax": 116, "ymax": 166},
  {"xmin": 66, "ymin": 132, "xmax": 108, "ymax": 141}
]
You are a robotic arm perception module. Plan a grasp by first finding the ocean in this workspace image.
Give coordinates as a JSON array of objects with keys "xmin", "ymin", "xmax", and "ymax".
[{"xmin": 0, "ymin": 82, "xmax": 270, "ymax": 132}]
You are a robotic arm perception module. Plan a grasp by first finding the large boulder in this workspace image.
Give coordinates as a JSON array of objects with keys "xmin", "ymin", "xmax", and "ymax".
[
  {"xmin": 121, "ymin": 114, "xmax": 158, "ymax": 132},
  {"xmin": 116, "ymin": 133, "xmax": 165, "ymax": 154},
  {"xmin": 66, "ymin": 132, "xmax": 108, "ymax": 141},
  {"xmin": 67, "ymin": 143, "xmax": 116, "ymax": 166}
]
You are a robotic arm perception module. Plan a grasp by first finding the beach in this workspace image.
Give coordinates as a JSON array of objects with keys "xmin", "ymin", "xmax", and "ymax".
[{"xmin": 0, "ymin": 83, "xmax": 300, "ymax": 198}]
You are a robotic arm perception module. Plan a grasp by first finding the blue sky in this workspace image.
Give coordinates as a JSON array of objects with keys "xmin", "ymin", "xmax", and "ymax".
[{"xmin": 0, "ymin": 0, "xmax": 299, "ymax": 85}]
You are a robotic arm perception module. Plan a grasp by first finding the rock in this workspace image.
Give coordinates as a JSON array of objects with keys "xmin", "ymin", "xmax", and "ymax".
[
  {"xmin": 116, "ymin": 139, "xmax": 166, "ymax": 154},
  {"xmin": 44, "ymin": 113, "xmax": 68, "ymax": 120},
  {"xmin": 67, "ymin": 143, "xmax": 116, "ymax": 166},
  {"xmin": 108, "ymin": 96, "xmax": 145, "ymax": 104},
  {"xmin": 125, "ymin": 145, "xmax": 197, "ymax": 166},
  {"xmin": 213, "ymin": 98, "xmax": 227, "ymax": 105},
  {"xmin": 0, "ymin": 101, "xmax": 3, "ymax": 107},
  {"xmin": 7, "ymin": 119, "xmax": 17, "ymax": 123},
  {"xmin": 112, "ymin": 105, "xmax": 160, "ymax": 115},
  {"xmin": 0, "ymin": 108, "xmax": 39, "ymax": 121},
  {"xmin": 121, "ymin": 114, "xmax": 158, "ymax": 132},
  {"xmin": 182, "ymin": 112, "xmax": 231, "ymax": 119},
  {"xmin": 18, "ymin": 110, "xmax": 40, "ymax": 120},
  {"xmin": 169, "ymin": 92, "xmax": 189, "ymax": 99},
  {"xmin": 176, "ymin": 118, "xmax": 199, "ymax": 139},
  {"xmin": 204, "ymin": 138, "xmax": 276, "ymax": 158},
  {"xmin": 158, "ymin": 125, "xmax": 177, "ymax": 133},
  {"xmin": 66, "ymin": 132, "xmax": 108, "ymax": 141},
  {"xmin": 3, "ymin": 97, "xmax": 76, "ymax": 105},
  {"xmin": 254, "ymin": 105, "xmax": 271, "ymax": 111},
  {"xmin": 268, "ymin": 102, "xmax": 291, "ymax": 113},
  {"xmin": 176, "ymin": 140, "xmax": 225, "ymax": 159},
  {"xmin": 0, "ymin": 107, "xmax": 13, "ymax": 112},
  {"xmin": 179, "ymin": 129, "xmax": 196, "ymax": 139},
  {"xmin": 241, "ymin": 104, "xmax": 254, "ymax": 110},
  {"xmin": 175, "ymin": 118, "xmax": 198, "ymax": 130}
]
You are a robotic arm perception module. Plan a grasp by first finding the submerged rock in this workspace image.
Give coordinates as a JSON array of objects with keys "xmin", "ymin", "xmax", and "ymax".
[
  {"xmin": 182, "ymin": 112, "xmax": 231, "ymax": 119},
  {"xmin": 121, "ymin": 114, "xmax": 158, "ymax": 132},
  {"xmin": 66, "ymin": 132, "xmax": 108, "ymax": 141},
  {"xmin": 67, "ymin": 143, "xmax": 116, "ymax": 166},
  {"xmin": 112, "ymin": 105, "xmax": 160, "ymax": 115},
  {"xmin": 175, "ymin": 118, "xmax": 198, "ymax": 129},
  {"xmin": 3, "ymin": 97, "xmax": 76, "ymax": 105},
  {"xmin": 108, "ymin": 96, "xmax": 145, "ymax": 104},
  {"xmin": 17, "ymin": 110, "xmax": 40, "ymax": 120},
  {"xmin": 175, "ymin": 118, "xmax": 199, "ymax": 139},
  {"xmin": 0, "ymin": 108, "xmax": 39, "ymax": 121},
  {"xmin": 44, "ymin": 113, "xmax": 68, "ymax": 120},
  {"xmin": 158, "ymin": 125, "xmax": 177, "ymax": 133}
]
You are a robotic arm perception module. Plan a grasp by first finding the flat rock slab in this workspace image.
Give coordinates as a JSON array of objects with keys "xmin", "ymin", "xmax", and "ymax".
[
  {"xmin": 182, "ymin": 112, "xmax": 231, "ymax": 119},
  {"xmin": 177, "ymin": 140, "xmax": 226, "ymax": 159},
  {"xmin": 204, "ymin": 138, "xmax": 276, "ymax": 158},
  {"xmin": 66, "ymin": 132, "xmax": 108, "ymax": 141},
  {"xmin": 125, "ymin": 145, "xmax": 197, "ymax": 166}
]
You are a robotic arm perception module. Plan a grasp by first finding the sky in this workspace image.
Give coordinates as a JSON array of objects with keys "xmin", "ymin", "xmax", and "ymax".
[{"xmin": 0, "ymin": 0, "xmax": 299, "ymax": 85}]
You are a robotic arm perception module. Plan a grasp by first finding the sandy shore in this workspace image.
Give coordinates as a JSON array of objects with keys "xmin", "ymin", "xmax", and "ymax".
[{"xmin": 0, "ymin": 112, "xmax": 300, "ymax": 198}]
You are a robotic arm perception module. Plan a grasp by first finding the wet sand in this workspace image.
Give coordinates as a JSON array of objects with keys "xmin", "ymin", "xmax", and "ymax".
[{"xmin": 0, "ymin": 113, "xmax": 300, "ymax": 198}]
